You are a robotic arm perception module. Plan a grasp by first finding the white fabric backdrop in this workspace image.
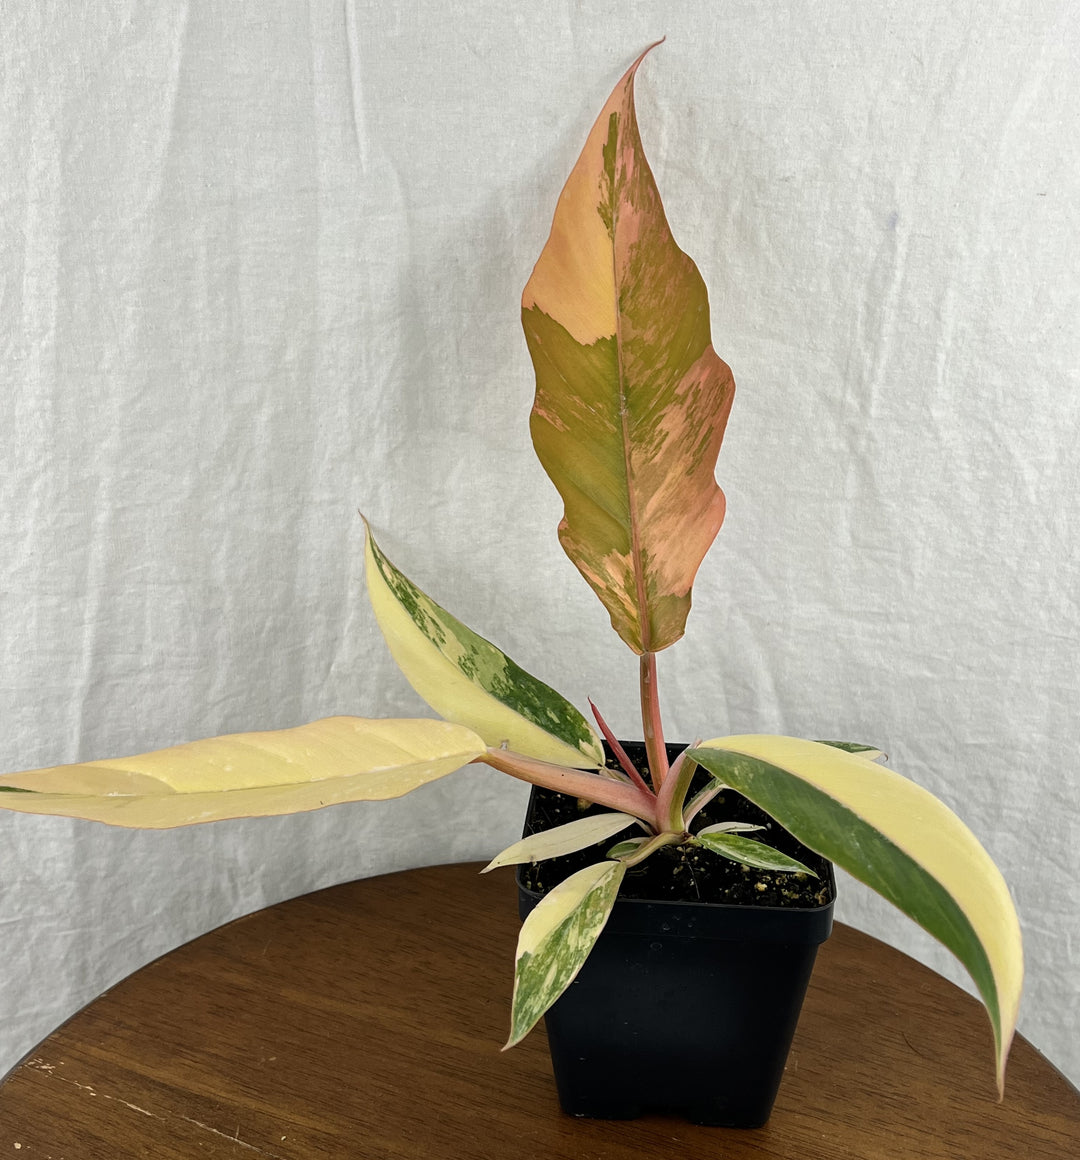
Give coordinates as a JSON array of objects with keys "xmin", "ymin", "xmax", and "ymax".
[{"xmin": 2, "ymin": 0, "xmax": 1077, "ymax": 1093}]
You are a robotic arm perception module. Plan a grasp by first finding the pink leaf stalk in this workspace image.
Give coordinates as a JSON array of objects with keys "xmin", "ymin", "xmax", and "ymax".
[
  {"xmin": 482, "ymin": 747, "xmax": 658, "ymax": 829},
  {"xmin": 639, "ymin": 652, "xmax": 668, "ymax": 788},
  {"xmin": 589, "ymin": 699, "xmax": 653, "ymax": 796}
]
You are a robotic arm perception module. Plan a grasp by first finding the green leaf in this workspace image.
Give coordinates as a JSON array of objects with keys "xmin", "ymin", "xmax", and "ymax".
[
  {"xmin": 522, "ymin": 44, "xmax": 735, "ymax": 654},
  {"xmin": 0, "ymin": 717, "xmax": 486, "ymax": 828},
  {"xmin": 506, "ymin": 859, "xmax": 626, "ymax": 1048},
  {"xmin": 689, "ymin": 736, "xmax": 1023, "ymax": 1092},
  {"xmin": 482, "ymin": 811, "xmax": 637, "ymax": 872},
  {"xmin": 695, "ymin": 829, "xmax": 816, "ymax": 876},
  {"xmin": 696, "ymin": 820, "xmax": 764, "ymax": 834},
  {"xmin": 365, "ymin": 522, "xmax": 603, "ymax": 767},
  {"xmin": 815, "ymin": 739, "xmax": 887, "ymax": 762},
  {"xmin": 606, "ymin": 836, "xmax": 650, "ymax": 859}
]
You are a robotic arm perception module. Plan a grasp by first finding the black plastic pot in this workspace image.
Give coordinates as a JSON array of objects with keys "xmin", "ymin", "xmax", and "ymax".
[{"xmin": 515, "ymin": 742, "xmax": 835, "ymax": 1128}]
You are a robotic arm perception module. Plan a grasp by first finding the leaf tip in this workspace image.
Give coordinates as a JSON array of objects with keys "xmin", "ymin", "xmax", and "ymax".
[
  {"xmin": 620, "ymin": 38, "xmax": 666, "ymax": 95},
  {"xmin": 636, "ymin": 37, "xmax": 666, "ymax": 64},
  {"xmin": 994, "ymin": 1024, "xmax": 1017, "ymax": 1101}
]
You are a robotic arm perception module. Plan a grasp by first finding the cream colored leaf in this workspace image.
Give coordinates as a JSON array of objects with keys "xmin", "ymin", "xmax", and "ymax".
[
  {"xmin": 0, "ymin": 717, "xmax": 485, "ymax": 828},
  {"xmin": 482, "ymin": 811, "xmax": 638, "ymax": 872}
]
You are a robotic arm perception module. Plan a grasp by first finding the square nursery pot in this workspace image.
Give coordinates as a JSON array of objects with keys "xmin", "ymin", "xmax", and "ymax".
[{"xmin": 516, "ymin": 741, "xmax": 835, "ymax": 1128}]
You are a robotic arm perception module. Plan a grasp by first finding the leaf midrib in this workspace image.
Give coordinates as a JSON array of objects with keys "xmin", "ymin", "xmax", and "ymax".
[{"xmin": 610, "ymin": 112, "xmax": 652, "ymax": 655}]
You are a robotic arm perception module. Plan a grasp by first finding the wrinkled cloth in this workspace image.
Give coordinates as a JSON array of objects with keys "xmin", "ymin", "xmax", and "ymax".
[{"xmin": 1, "ymin": 1, "xmax": 1077, "ymax": 1088}]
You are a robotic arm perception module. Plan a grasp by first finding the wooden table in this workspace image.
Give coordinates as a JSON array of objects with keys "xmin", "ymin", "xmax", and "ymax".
[{"xmin": 0, "ymin": 863, "xmax": 1076, "ymax": 1158}]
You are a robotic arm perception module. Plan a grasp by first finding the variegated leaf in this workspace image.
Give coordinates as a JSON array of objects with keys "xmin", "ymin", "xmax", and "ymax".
[
  {"xmin": 607, "ymin": 836, "xmax": 650, "ymax": 859},
  {"xmin": 482, "ymin": 811, "xmax": 638, "ymax": 872},
  {"xmin": 365, "ymin": 523, "xmax": 603, "ymax": 767},
  {"xmin": 0, "ymin": 717, "xmax": 485, "ymax": 828},
  {"xmin": 695, "ymin": 829, "xmax": 815, "ymax": 875},
  {"xmin": 522, "ymin": 44, "xmax": 735, "ymax": 654},
  {"xmin": 696, "ymin": 820, "xmax": 764, "ymax": 835},
  {"xmin": 506, "ymin": 859, "xmax": 626, "ymax": 1048},
  {"xmin": 689, "ymin": 736, "xmax": 1023, "ymax": 1092}
]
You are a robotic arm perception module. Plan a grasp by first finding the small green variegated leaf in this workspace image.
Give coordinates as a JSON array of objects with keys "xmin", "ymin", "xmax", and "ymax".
[
  {"xmin": 607, "ymin": 836, "xmax": 650, "ymax": 859},
  {"xmin": 689, "ymin": 736, "xmax": 1023, "ymax": 1092},
  {"xmin": 482, "ymin": 811, "xmax": 637, "ymax": 872},
  {"xmin": 507, "ymin": 859, "xmax": 626, "ymax": 1048},
  {"xmin": 697, "ymin": 820, "xmax": 765, "ymax": 835},
  {"xmin": 816, "ymin": 740, "xmax": 887, "ymax": 762},
  {"xmin": 0, "ymin": 717, "xmax": 485, "ymax": 828},
  {"xmin": 696, "ymin": 830, "xmax": 816, "ymax": 876},
  {"xmin": 365, "ymin": 523, "xmax": 603, "ymax": 768}
]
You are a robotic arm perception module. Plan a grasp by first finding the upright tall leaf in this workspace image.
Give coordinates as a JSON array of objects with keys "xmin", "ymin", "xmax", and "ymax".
[{"xmin": 522, "ymin": 44, "xmax": 735, "ymax": 653}]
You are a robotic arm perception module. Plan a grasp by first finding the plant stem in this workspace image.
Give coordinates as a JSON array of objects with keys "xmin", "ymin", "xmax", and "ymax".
[
  {"xmin": 655, "ymin": 746, "xmax": 700, "ymax": 833},
  {"xmin": 589, "ymin": 699, "xmax": 653, "ymax": 796},
  {"xmin": 639, "ymin": 651, "xmax": 668, "ymax": 788},
  {"xmin": 614, "ymin": 828, "xmax": 684, "ymax": 867},
  {"xmin": 481, "ymin": 748, "xmax": 659, "ymax": 828}
]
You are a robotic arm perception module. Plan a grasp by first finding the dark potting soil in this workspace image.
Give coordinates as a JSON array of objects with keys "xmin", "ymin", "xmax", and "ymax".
[{"xmin": 519, "ymin": 741, "xmax": 834, "ymax": 910}]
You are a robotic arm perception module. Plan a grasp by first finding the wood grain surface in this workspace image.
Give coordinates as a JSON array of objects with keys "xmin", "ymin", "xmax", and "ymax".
[{"xmin": 0, "ymin": 862, "xmax": 1076, "ymax": 1158}]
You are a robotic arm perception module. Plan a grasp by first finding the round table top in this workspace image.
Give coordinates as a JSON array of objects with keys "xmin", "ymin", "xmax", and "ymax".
[{"xmin": 0, "ymin": 862, "xmax": 1076, "ymax": 1159}]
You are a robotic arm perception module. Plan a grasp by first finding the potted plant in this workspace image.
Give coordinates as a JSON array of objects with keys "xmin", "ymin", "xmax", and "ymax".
[{"xmin": 0, "ymin": 43, "xmax": 1021, "ymax": 1127}]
